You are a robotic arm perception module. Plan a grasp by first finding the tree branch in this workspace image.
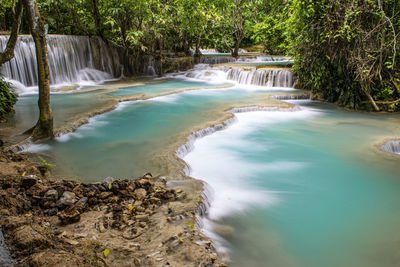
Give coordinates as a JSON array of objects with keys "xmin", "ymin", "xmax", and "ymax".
[{"xmin": 0, "ymin": 0, "xmax": 23, "ymax": 66}]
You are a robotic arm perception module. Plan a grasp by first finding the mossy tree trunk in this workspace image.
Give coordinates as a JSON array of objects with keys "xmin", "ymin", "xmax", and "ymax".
[
  {"xmin": 23, "ymin": 0, "xmax": 53, "ymax": 140},
  {"xmin": 0, "ymin": 0, "xmax": 23, "ymax": 67}
]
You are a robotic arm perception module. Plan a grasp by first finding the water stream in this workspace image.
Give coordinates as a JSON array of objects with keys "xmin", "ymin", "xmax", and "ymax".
[{"xmin": 6, "ymin": 58, "xmax": 400, "ymax": 266}]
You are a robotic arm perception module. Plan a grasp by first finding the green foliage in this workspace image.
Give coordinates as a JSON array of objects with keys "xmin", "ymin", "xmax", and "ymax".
[
  {"xmin": 37, "ymin": 155, "xmax": 56, "ymax": 173},
  {"xmin": 0, "ymin": 76, "xmax": 17, "ymax": 120},
  {"xmin": 288, "ymin": 0, "xmax": 400, "ymax": 111}
]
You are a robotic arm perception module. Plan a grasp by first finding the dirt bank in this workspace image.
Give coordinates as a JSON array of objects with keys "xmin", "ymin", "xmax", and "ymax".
[{"xmin": 0, "ymin": 149, "xmax": 225, "ymax": 267}]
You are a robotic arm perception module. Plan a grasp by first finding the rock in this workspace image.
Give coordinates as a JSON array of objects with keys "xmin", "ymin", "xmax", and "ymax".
[
  {"xmin": 103, "ymin": 177, "xmax": 114, "ymax": 190},
  {"xmin": 58, "ymin": 209, "xmax": 81, "ymax": 225},
  {"xmin": 135, "ymin": 178, "xmax": 154, "ymax": 189},
  {"xmin": 75, "ymin": 197, "xmax": 88, "ymax": 207},
  {"xmin": 44, "ymin": 208, "xmax": 58, "ymax": 216},
  {"xmin": 99, "ymin": 191, "xmax": 113, "ymax": 199},
  {"xmin": 44, "ymin": 189, "xmax": 59, "ymax": 201},
  {"xmin": 142, "ymin": 172, "xmax": 152, "ymax": 179},
  {"xmin": 74, "ymin": 197, "xmax": 88, "ymax": 212},
  {"xmin": 88, "ymin": 197, "xmax": 98, "ymax": 206},
  {"xmin": 21, "ymin": 175, "xmax": 38, "ymax": 188},
  {"xmin": 56, "ymin": 191, "xmax": 76, "ymax": 207},
  {"xmin": 135, "ymin": 214, "xmax": 149, "ymax": 222},
  {"xmin": 103, "ymin": 176, "xmax": 114, "ymax": 185},
  {"xmin": 134, "ymin": 188, "xmax": 147, "ymax": 200},
  {"xmin": 98, "ymin": 222, "xmax": 107, "ymax": 233},
  {"xmin": 106, "ymin": 196, "xmax": 119, "ymax": 203}
]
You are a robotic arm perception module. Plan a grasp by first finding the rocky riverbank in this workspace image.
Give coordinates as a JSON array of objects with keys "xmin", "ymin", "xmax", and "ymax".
[{"xmin": 0, "ymin": 149, "xmax": 225, "ymax": 267}]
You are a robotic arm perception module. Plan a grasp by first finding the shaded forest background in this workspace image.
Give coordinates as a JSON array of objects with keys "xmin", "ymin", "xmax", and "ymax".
[{"xmin": 1, "ymin": 0, "xmax": 399, "ymax": 112}]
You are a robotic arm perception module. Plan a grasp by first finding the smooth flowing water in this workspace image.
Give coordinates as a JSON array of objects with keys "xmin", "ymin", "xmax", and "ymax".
[
  {"xmin": 183, "ymin": 101, "xmax": 400, "ymax": 267},
  {"xmin": 2, "ymin": 90, "xmax": 112, "ymax": 140},
  {"xmin": 41, "ymin": 85, "xmax": 290, "ymax": 181},
  {"xmin": 108, "ymin": 78, "xmax": 230, "ymax": 97},
  {"xmin": 12, "ymin": 63, "xmax": 400, "ymax": 266}
]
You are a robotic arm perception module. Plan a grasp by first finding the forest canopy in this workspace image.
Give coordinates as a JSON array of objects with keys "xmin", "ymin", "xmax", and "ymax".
[{"xmin": 1, "ymin": 0, "xmax": 399, "ymax": 111}]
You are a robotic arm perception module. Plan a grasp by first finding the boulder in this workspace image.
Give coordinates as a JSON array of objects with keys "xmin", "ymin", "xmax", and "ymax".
[
  {"xmin": 56, "ymin": 191, "xmax": 76, "ymax": 207},
  {"xmin": 21, "ymin": 175, "xmax": 38, "ymax": 188},
  {"xmin": 43, "ymin": 189, "xmax": 59, "ymax": 201}
]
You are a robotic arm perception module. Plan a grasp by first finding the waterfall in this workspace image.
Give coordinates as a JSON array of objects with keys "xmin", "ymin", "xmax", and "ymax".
[
  {"xmin": 226, "ymin": 68, "xmax": 294, "ymax": 87},
  {"xmin": 175, "ymin": 64, "xmax": 295, "ymax": 87},
  {"xmin": 200, "ymin": 56, "xmax": 237, "ymax": 64},
  {"xmin": 381, "ymin": 140, "xmax": 400, "ymax": 154},
  {"xmin": 0, "ymin": 35, "xmax": 122, "ymax": 90},
  {"xmin": 270, "ymin": 94, "xmax": 310, "ymax": 100}
]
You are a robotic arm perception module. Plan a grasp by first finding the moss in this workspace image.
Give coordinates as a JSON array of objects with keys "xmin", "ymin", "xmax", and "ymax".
[{"xmin": 0, "ymin": 77, "xmax": 17, "ymax": 121}]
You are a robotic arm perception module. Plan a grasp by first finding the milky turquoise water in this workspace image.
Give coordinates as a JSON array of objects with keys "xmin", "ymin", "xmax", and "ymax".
[
  {"xmin": 43, "ymin": 87, "xmax": 275, "ymax": 181},
  {"xmin": 15, "ymin": 76, "xmax": 400, "ymax": 267},
  {"xmin": 108, "ymin": 78, "xmax": 229, "ymax": 96},
  {"xmin": 5, "ymin": 90, "xmax": 110, "ymax": 133},
  {"xmin": 184, "ymin": 101, "xmax": 400, "ymax": 267}
]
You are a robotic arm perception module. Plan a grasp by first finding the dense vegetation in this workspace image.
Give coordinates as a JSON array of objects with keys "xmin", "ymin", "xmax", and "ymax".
[
  {"xmin": 1, "ymin": 0, "xmax": 399, "ymax": 112},
  {"xmin": 0, "ymin": 77, "xmax": 17, "ymax": 121},
  {"xmin": 289, "ymin": 0, "xmax": 400, "ymax": 111}
]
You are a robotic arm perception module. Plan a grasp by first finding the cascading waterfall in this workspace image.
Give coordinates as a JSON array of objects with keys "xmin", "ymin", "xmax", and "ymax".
[
  {"xmin": 0, "ymin": 35, "xmax": 121, "ymax": 89},
  {"xmin": 176, "ymin": 64, "xmax": 295, "ymax": 87},
  {"xmin": 200, "ymin": 56, "xmax": 237, "ymax": 64},
  {"xmin": 381, "ymin": 140, "xmax": 400, "ymax": 154},
  {"xmin": 270, "ymin": 94, "xmax": 310, "ymax": 100},
  {"xmin": 226, "ymin": 68, "xmax": 294, "ymax": 87}
]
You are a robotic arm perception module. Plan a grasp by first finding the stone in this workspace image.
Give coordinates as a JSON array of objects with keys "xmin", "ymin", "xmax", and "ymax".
[
  {"xmin": 103, "ymin": 176, "xmax": 114, "ymax": 185},
  {"xmin": 21, "ymin": 175, "xmax": 38, "ymax": 188},
  {"xmin": 135, "ymin": 214, "xmax": 149, "ymax": 222},
  {"xmin": 56, "ymin": 191, "xmax": 76, "ymax": 207},
  {"xmin": 106, "ymin": 196, "xmax": 119, "ymax": 203},
  {"xmin": 98, "ymin": 222, "xmax": 107, "ymax": 233},
  {"xmin": 45, "ymin": 208, "xmax": 58, "ymax": 216},
  {"xmin": 58, "ymin": 209, "xmax": 81, "ymax": 225},
  {"xmin": 99, "ymin": 191, "xmax": 113, "ymax": 199},
  {"xmin": 74, "ymin": 197, "xmax": 88, "ymax": 212},
  {"xmin": 142, "ymin": 172, "xmax": 152, "ymax": 179},
  {"xmin": 44, "ymin": 189, "xmax": 59, "ymax": 201},
  {"xmin": 134, "ymin": 188, "xmax": 147, "ymax": 200}
]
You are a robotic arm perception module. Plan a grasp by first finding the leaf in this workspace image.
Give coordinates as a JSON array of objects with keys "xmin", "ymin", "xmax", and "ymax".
[
  {"xmin": 179, "ymin": 238, "xmax": 183, "ymax": 243},
  {"xmin": 188, "ymin": 222, "xmax": 195, "ymax": 229},
  {"xmin": 103, "ymin": 248, "xmax": 110, "ymax": 258},
  {"xmin": 128, "ymin": 205, "xmax": 135, "ymax": 211},
  {"xmin": 22, "ymin": 171, "xmax": 26, "ymax": 176},
  {"xmin": 25, "ymin": 213, "xmax": 32, "ymax": 217},
  {"xmin": 108, "ymin": 183, "xmax": 112, "ymax": 190}
]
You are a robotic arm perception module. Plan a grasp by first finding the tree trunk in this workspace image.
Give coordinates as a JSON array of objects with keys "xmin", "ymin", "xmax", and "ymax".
[
  {"xmin": 0, "ymin": 0, "xmax": 23, "ymax": 67},
  {"xmin": 232, "ymin": 42, "xmax": 241, "ymax": 57},
  {"xmin": 232, "ymin": 36, "xmax": 243, "ymax": 58},
  {"xmin": 91, "ymin": 0, "xmax": 107, "ymax": 43},
  {"xmin": 194, "ymin": 34, "xmax": 202, "ymax": 58},
  {"xmin": 23, "ymin": 0, "xmax": 54, "ymax": 140}
]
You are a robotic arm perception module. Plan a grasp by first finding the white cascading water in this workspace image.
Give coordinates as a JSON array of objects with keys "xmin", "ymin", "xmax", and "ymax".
[
  {"xmin": 0, "ymin": 35, "xmax": 118, "ymax": 92},
  {"xmin": 381, "ymin": 140, "xmax": 400, "ymax": 154},
  {"xmin": 226, "ymin": 67, "xmax": 294, "ymax": 87},
  {"xmin": 174, "ymin": 64, "xmax": 294, "ymax": 88},
  {"xmin": 200, "ymin": 56, "xmax": 237, "ymax": 64}
]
